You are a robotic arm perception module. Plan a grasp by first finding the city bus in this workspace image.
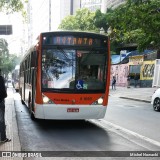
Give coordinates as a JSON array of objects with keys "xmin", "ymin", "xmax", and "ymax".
[
  {"xmin": 19, "ymin": 31, "xmax": 110, "ymax": 120},
  {"xmin": 12, "ymin": 65, "xmax": 20, "ymax": 92}
]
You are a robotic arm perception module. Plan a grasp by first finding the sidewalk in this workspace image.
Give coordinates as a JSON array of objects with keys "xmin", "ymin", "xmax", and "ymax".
[
  {"xmin": 0, "ymin": 86, "xmax": 156, "ymax": 159},
  {"xmin": 0, "ymin": 87, "xmax": 22, "ymax": 160},
  {"xmin": 109, "ymin": 86, "xmax": 156, "ymax": 103}
]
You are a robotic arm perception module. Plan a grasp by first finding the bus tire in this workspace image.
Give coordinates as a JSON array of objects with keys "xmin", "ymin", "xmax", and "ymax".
[
  {"xmin": 19, "ymin": 88, "xmax": 25, "ymax": 104},
  {"xmin": 21, "ymin": 100, "xmax": 25, "ymax": 105},
  {"xmin": 29, "ymin": 95, "xmax": 36, "ymax": 121},
  {"xmin": 30, "ymin": 110, "xmax": 36, "ymax": 121}
]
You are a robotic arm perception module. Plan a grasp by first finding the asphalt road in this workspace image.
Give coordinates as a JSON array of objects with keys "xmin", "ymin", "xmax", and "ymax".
[
  {"xmin": 106, "ymin": 96, "xmax": 160, "ymax": 142},
  {"xmin": 13, "ymin": 92, "xmax": 160, "ymax": 159}
]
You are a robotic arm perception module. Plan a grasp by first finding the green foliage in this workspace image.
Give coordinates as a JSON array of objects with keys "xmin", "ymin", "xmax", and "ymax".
[
  {"xmin": 59, "ymin": 8, "xmax": 98, "ymax": 32},
  {"xmin": 0, "ymin": 38, "xmax": 21, "ymax": 77},
  {"xmin": 94, "ymin": 9, "xmax": 109, "ymax": 31},
  {"xmin": 59, "ymin": 15, "xmax": 78, "ymax": 30},
  {"xmin": 75, "ymin": 8, "xmax": 97, "ymax": 31},
  {"xmin": 94, "ymin": 0, "xmax": 160, "ymax": 51},
  {"xmin": 53, "ymin": 1, "xmax": 160, "ymax": 52},
  {"xmin": 0, "ymin": 0, "xmax": 27, "ymax": 16},
  {"xmin": 0, "ymin": 38, "xmax": 9, "ymax": 57}
]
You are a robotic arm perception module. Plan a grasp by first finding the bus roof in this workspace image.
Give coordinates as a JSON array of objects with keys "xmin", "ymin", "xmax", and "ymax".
[{"xmin": 40, "ymin": 30, "xmax": 108, "ymax": 38}]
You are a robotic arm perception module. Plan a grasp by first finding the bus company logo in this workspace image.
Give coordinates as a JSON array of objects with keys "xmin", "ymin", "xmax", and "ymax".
[{"xmin": 2, "ymin": 152, "xmax": 12, "ymax": 157}]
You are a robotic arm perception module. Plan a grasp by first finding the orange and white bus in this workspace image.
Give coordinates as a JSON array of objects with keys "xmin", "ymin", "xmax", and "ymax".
[{"xmin": 19, "ymin": 31, "xmax": 110, "ymax": 120}]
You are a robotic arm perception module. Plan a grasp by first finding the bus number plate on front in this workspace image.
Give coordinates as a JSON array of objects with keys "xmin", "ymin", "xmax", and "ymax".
[{"xmin": 67, "ymin": 108, "xmax": 79, "ymax": 112}]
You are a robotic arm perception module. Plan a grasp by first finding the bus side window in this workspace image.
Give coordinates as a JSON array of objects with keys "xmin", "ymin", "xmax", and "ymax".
[{"xmin": 31, "ymin": 51, "xmax": 37, "ymax": 67}]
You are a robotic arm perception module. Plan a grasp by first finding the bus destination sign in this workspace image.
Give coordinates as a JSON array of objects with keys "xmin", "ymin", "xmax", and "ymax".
[{"xmin": 42, "ymin": 36, "xmax": 105, "ymax": 47}]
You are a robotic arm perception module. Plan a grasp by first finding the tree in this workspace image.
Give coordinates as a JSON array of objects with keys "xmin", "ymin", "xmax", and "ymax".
[
  {"xmin": 0, "ymin": 0, "xmax": 26, "ymax": 13},
  {"xmin": 94, "ymin": 9, "xmax": 109, "ymax": 32},
  {"xmin": 0, "ymin": 39, "xmax": 9, "ymax": 71},
  {"xmin": 59, "ymin": 8, "xmax": 98, "ymax": 32},
  {"xmin": 94, "ymin": 0, "xmax": 160, "ymax": 51},
  {"xmin": 0, "ymin": 38, "xmax": 21, "ymax": 79},
  {"xmin": 117, "ymin": 0, "xmax": 160, "ymax": 51},
  {"xmin": 58, "ymin": 15, "xmax": 78, "ymax": 30},
  {"xmin": 0, "ymin": 38, "xmax": 9, "ymax": 56}
]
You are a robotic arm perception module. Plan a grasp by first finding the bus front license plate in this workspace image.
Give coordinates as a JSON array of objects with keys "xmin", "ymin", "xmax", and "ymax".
[{"xmin": 67, "ymin": 108, "xmax": 79, "ymax": 112}]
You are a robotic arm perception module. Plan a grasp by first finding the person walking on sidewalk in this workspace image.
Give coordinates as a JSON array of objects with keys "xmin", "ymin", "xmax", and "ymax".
[
  {"xmin": 127, "ymin": 74, "xmax": 131, "ymax": 88},
  {"xmin": 134, "ymin": 73, "xmax": 139, "ymax": 88},
  {"xmin": 111, "ymin": 76, "xmax": 116, "ymax": 90},
  {"xmin": 0, "ymin": 69, "xmax": 11, "ymax": 143}
]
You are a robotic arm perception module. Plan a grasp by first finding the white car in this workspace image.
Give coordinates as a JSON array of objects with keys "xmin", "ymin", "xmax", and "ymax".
[{"xmin": 151, "ymin": 88, "xmax": 160, "ymax": 111}]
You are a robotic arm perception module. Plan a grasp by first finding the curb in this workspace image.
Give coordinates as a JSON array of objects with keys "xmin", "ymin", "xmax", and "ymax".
[{"xmin": 119, "ymin": 96, "xmax": 151, "ymax": 103}]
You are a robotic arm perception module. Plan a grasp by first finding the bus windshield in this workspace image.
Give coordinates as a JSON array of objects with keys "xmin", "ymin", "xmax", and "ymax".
[{"xmin": 42, "ymin": 48, "xmax": 106, "ymax": 91}]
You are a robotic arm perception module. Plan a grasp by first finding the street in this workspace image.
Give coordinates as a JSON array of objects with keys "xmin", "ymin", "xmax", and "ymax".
[
  {"xmin": 13, "ymin": 91, "xmax": 160, "ymax": 157},
  {"xmin": 106, "ymin": 96, "xmax": 160, "ymax": 143},
  {"xmin": 1, "ymin": 1, "xmax": 160, "ymax": 160}
]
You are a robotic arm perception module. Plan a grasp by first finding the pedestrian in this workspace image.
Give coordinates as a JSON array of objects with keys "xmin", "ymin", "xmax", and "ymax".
[
  {"xmin": 111, "ymin": 76, "xmax": 116, "ymax": 90},
  {"xmin": 0, "ymin": 69, "xmax": 11, "ymax": 143},
  {"xmin": 134, "ymin": 73, "xmax": 139, "ymax": 88},
  {"xmin": 127, "ymin": 74, "xmax": 131, "ymax": 88}
]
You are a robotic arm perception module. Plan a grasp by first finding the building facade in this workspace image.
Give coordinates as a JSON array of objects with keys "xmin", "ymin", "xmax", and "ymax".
[
  {"xmin": 27, "ymin": 0, "xmax": 81, "ymax": 47},
  {"xmin": 111, "ymin": 51, "xmax": 158, "ymax": 88},
  {"xmin": 81, "ymin": 0, "xmax": 102, "ymax": 12},
  {"xmin": 0, "ymin": 12, "xmax": 27, "ymax": 56},
  {"xmin": 27, "ymin": 0, "xmax": 126, "ymax": 47},
  {"xmin": 106, "ymin": 0, "xmax": 126, "ymax": 9}
]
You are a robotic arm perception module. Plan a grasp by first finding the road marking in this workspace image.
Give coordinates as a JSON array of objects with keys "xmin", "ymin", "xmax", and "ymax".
[{"xmin": 89, "ymin": 119, "xmax": 160, "ymax": 149}]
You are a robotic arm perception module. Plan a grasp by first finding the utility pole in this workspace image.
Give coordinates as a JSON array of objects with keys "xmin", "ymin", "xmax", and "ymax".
[{"xmin": 49, "ymin": 0, "xmax": 51, "ymax": 31}]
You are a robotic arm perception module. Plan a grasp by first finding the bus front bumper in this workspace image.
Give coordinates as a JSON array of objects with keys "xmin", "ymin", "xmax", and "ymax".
[{"xmin": 34, "ymin": 104, "xmax": 107, "ymax": 120}]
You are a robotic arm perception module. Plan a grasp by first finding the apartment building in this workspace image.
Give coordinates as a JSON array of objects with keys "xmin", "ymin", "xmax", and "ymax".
[
  {"xmin": 81, "ymin": 0, "xmax": 102, "ymax": 12},
  {"xmin": 27, "ymin": 0, "xmax": 81, "ymax": 46},
  {"xmin": 27, "ymin": 0, "xmax": 125, "ymax": 46}
]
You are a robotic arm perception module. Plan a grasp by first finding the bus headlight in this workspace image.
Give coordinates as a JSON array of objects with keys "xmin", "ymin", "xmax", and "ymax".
[
  {"xmin": 92, "ymin": 97, "xmax": 103, "ymax": 105},
  {"xmin": 42, "ymin": 95, "xmax": 54, "ymax": 104},
  {"xmin": 98, "ymin": 98, "xmax": 103, "ymax": 104},
  {"xmin": 43, "ymin": 96, "xmax": 49, "ymax": 103}
]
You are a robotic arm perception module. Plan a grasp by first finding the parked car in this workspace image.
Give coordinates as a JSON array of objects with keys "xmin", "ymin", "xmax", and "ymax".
[{"xmin": 151, "ymin": 88, "xmax": 160, "ymax": 111}]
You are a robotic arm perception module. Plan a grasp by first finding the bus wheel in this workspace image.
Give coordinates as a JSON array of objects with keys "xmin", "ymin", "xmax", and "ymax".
[
  {"xmin": 29, "ymin": 100, "xmax": 36, "ymax": 120},
  {"xmin": 20, "ymin": 88, "xmax": 25, "ymax": 104},
  {"xmin": 21, "ymin": 99, "xmax": 25, "ymax": 105}
]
